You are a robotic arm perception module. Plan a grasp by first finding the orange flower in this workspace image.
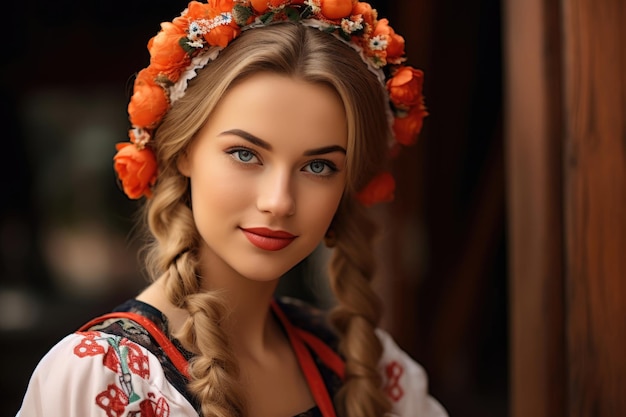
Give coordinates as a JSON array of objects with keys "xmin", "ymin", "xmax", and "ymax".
[
  {"xmin": 204, "ymin": 24, "xmax": 240, "ymax": 48},
  {"xmin": 187, "ymin": 0, "xmax": 214, "ymax": 18},
  {"xmin": 321, "ymin": 0, "xmax": 355, "ymax": 20},
  {"xmin": 148, "ymin": 22, "xmax": 190, "ymax": 83},
  {"xmin": 351, "ymin": 1, "xmax": 376, "ymax": 27},
  {"xmin": 250, "ymin": 0, "xmax": 286, "ymax": 13},
  {"xmin": 356, "ymin": 171, "xmax": 395, "ymax": 206},
  {"xmin": 372, "ymin": 18, "xmax": 405, "ymax": 61},
  {"xmin": 387, "ymin": 66, "xmax": 424, "ymax": 109},
  {"xmin": 393, "ymin": 103, "xmax": 428, "ymax": 146},
  {"xmin": 187, "ymin": 0, "xmax": 234, "ymax": 22},
  {"xmin": 128, "ymin": 68, "xmax": 169, "ymax": 128},
  {"xmin": 185, "ymin": 0, "xmax": 241, "ymax": 48},
  {"xmin": 172, "ymin": 13, "xmax": 191, "ymax": 31},
  {"xmin": 113, "ymin": 142, "xmax": 158, "ymax": 199},
  {"xmin": 208, "ymin": 0, "xmax": 236, "ymax": 11}
]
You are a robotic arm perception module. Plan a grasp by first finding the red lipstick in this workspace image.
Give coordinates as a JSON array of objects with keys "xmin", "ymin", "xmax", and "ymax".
[{"xmin": 241, "ymin": 227, "xmax": 297, "ymax": 251}]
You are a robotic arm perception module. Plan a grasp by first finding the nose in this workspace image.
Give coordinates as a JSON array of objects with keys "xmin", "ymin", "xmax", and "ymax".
[{"xmin": 256, "ymin": 168, "xmax": 296, "ymax": 217}]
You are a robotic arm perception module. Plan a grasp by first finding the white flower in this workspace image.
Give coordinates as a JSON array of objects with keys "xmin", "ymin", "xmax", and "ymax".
[
  {"xmin": 369, "ymin": 35, "xmax": 388, "ymax": 51},
  {"xmin": 186, "ymin": 39, "xmax": 205, "ymax": 49},
  {"xmin": 341, "ymin": 16, "xmax": 364, "ymax": 34},
  {"xmin": 188, "ymin": 21, "xmax": 204, "ymax": 40},
  {"xmin": 304, "ymin": 0, "xmax": 321, "ymax": 15},
  {"xmin": 132, "ymin": 128, "xmax": 151, "ymax": 148}
]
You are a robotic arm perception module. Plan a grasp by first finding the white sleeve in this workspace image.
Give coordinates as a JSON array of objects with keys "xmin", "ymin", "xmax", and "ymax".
[
  {"xmin": 16, "ymin": 331, "xmax": 198, "ymax": 417},
  {"xmin": 377, "ymin": 329, "xmax": 448, "ymax": 417}
]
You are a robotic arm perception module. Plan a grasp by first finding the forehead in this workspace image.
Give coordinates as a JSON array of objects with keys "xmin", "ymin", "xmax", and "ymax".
[{"xmin": 206, "ymin": 72, "xmax": 348, "ymax": 150}]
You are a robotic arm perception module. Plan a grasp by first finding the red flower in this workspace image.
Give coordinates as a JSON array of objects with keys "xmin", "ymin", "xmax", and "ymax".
[
  {"xmin": 393, "ymin": 103, "xmax": 428, "ymax": 146},
  {"xmin": 113, "ymin": 142, "xmax": 158, "ymax": 199},
  {"xmin": 356, "ymin": 171, "xmax": 396, "ymax": 206},
  {"xmin": 387, "ymin": 66, "xmax": 424, "ymax": 109},
  {"xmin": 372, "ymin": 18, "xmax": 405, "ymax": 62}
]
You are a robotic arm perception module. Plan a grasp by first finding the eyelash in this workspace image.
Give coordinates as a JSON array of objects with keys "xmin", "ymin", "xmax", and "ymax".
[
  {"xmin": 225, "ymin": 147, "xmax": 339, "ymax": 177},
  {"xmin": 303, "ymin": 160, "xmax": 338, "ymax": 177},
  {"xmin": 226, "ymin": 147, "xmax": 259, "ymax": 164}
]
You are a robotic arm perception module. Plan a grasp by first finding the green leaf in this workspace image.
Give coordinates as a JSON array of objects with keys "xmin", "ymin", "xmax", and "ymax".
[
  {"xmin": 155, "ymin": 74, "xmax": 173, "ymax": 87},
  {"xmin": 338, "ymin": 30, "xmax": 351, "ymax": 42},
  {"xmin": 233, "ymin": 4, "xmax": 254, "ymax": 26},
  {"xmin": 179, "ymin": 37, "xmax": 196, "ymax": 55},
  {"xmin": 285, "ymin": 7, "xmax": 300, "ymax": 22},
  {"xmin": 259, "ymin": 11, "xmax": 275, "ymax": 24}
]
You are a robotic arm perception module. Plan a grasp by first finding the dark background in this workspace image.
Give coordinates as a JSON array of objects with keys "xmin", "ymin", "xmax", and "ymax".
[{"xmin": 0, "ymin": 1, "xmax": 507, "ymax": 416}]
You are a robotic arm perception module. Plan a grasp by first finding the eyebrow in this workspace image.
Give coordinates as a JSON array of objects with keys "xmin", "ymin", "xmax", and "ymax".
[
  {"xmin": 220, "ymin": 129, "xmax": 347, "ymax": 156},
  {"xmin": 220, "ymin": 129, "xmax": 272, "ymax": 150}
]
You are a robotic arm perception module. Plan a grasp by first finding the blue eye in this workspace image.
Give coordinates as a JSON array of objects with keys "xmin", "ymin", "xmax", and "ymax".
[
  {"xmin": 304, "ymin": 160, "xmax": 336, "ymax": 176},
  {"xmin": 227, "ymin": 148, "xmax": 258, "ymax": 164},
  {"xmin": 236, "ymin": 150, "xmax": 254, "ymax": 162},
  {"xmin": 310, "ymin": 161, "xmax": 326, "ymax": 173}
]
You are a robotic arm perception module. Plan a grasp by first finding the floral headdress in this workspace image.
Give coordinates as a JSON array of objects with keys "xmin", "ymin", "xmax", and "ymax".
[{"xmin": 113, "ymin": 0, "xmax": 427, "ymax": 206}]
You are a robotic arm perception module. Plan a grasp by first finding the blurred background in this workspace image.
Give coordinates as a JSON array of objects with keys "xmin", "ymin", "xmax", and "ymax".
[{"xmin": 1, "ymin": 0, "xmax": 624, "ymax": 416}]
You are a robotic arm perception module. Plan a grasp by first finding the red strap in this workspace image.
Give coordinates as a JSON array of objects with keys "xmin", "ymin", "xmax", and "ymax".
[
  {"xmin": 78, "ymin": 311, "xmax": 190, "ymax": 379},
  {"xmin": 295, "ymin": 328, "xmax": 345, "ymax": 380},
  {"xmin": 271, "ymin": 301, "xmax": 340, "ymax": 417}
]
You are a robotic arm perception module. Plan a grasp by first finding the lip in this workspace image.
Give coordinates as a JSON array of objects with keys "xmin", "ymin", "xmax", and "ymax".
[{"xmin": 240, "ymin": 227, "xmax": 297, "ymax": 251}]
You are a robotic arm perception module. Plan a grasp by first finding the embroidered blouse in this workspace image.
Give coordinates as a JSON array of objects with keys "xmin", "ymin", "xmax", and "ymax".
[{"xmin": 17, "ymin": 298, "xmax": 447, "ymax": 417}]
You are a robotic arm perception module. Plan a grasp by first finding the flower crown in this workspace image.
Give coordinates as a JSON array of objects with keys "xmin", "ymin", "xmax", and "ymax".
[{"xmin": 113, "ymin": 0, "xmax": 427, "ymax": 206}]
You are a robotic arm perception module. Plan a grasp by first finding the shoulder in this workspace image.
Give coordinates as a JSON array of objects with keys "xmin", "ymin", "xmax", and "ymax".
[
  {"xmin": 17, "ymin": 330, "xmax": 197, "ymax": 417},
  {"xmin": 277, "ymin": 297, "xmax": 448, "ymax": 417},
  {"xmin": 376, "ymin": 329, "xmax": 449, "ymax": 417}
]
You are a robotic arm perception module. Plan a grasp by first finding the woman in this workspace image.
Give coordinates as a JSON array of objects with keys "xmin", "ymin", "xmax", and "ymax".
[{"xmin": 18, "ymin": 1, "xmax": 446, "ymax": 417}]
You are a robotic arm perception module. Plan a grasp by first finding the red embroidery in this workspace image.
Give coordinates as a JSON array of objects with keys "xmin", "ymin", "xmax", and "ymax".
[
  {"xmin": 384, "ymin": 361, "xmax": 405, "ymax": 402},
  {"xmin": 103, "ymin": 345, "xmax": 120, "ymax": 373},
  {"xmin": 102, "ymin": 341, "xmax": 151, "ymax": 379},
  {"xmin": 122, "ymin": 339, "xmax": 151, "ymax": 379},
  {"xmin": 74, "ymin": 332, "xmax": 105, "ymax": 357},
  {"xmin": 96, "ymin": 384, "xmax": 129, "ymax": 417},
  {"xmin": 137, "ymin": 393, "xmax": 171, "ymax": 417},
  {"xmin": 73, "ymin": 332, "xmax": 161, "ymax": 415}
]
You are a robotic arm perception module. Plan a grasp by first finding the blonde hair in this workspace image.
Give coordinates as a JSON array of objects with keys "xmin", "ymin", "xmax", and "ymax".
[{"xmin": 141, "ymin": 22, "xmax": 392, "ymax": 417}]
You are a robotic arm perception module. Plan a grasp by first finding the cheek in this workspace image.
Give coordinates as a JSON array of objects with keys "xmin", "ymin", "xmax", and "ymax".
[
  {"xmin": 190, "ymin": 164, "xmax": 252, "ymax": 212},
  {"xmin": 299, "ymin": 184, "xmax": 344, "ymax": 228}
]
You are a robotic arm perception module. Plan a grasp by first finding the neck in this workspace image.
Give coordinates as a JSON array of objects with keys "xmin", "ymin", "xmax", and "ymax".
[
  {"xmin": 209, "ymin": 278, "xmax": 280, "ymax": 356},
  {"xmin": 137, "ymin": 248, "xmax": 285, "ymax": 360},
  {"xmin": 198, "ymin": 255, "xmax": 283, "ymax": 358}
]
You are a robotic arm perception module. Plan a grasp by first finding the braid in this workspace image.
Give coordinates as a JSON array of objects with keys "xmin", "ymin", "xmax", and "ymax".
[
  {"xmin": 144, "ymin": 167, "xmax": 245, "ymax": 417},
  {"xmin": 180, "ymin": 292, "xmax": 245, "ymax": 417},
  {"xmin": 328, "ymin": 198, "xmax": 392, "ymax": 417}
]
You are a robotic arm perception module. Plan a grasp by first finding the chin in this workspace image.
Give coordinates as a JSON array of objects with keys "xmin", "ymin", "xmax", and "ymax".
[
  {"xmin": 235, "ymin": 252, "xmax": 309, "ymax": 283},
  {"xmin": 238, "ymin": 263, "xmax": 299, "ymax": 283}
]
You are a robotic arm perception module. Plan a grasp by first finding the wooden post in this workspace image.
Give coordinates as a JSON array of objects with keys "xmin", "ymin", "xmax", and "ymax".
[
  {"xmin": 506, "ymin": 0, "xmax": 626, "ymax": 415},
  {"xmin": 562, "ymin": 0, "xmax": 626, "ymax": 415},
  {"xmin": 504, "ymin": 0, "xmax": 566, "ymax": 414}
]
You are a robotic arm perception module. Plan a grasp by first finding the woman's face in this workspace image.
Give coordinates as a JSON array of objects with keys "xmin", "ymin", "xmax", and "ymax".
[{"xmin": 178, "ymin": 72, "xmax": 348, "ymax": 283}]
